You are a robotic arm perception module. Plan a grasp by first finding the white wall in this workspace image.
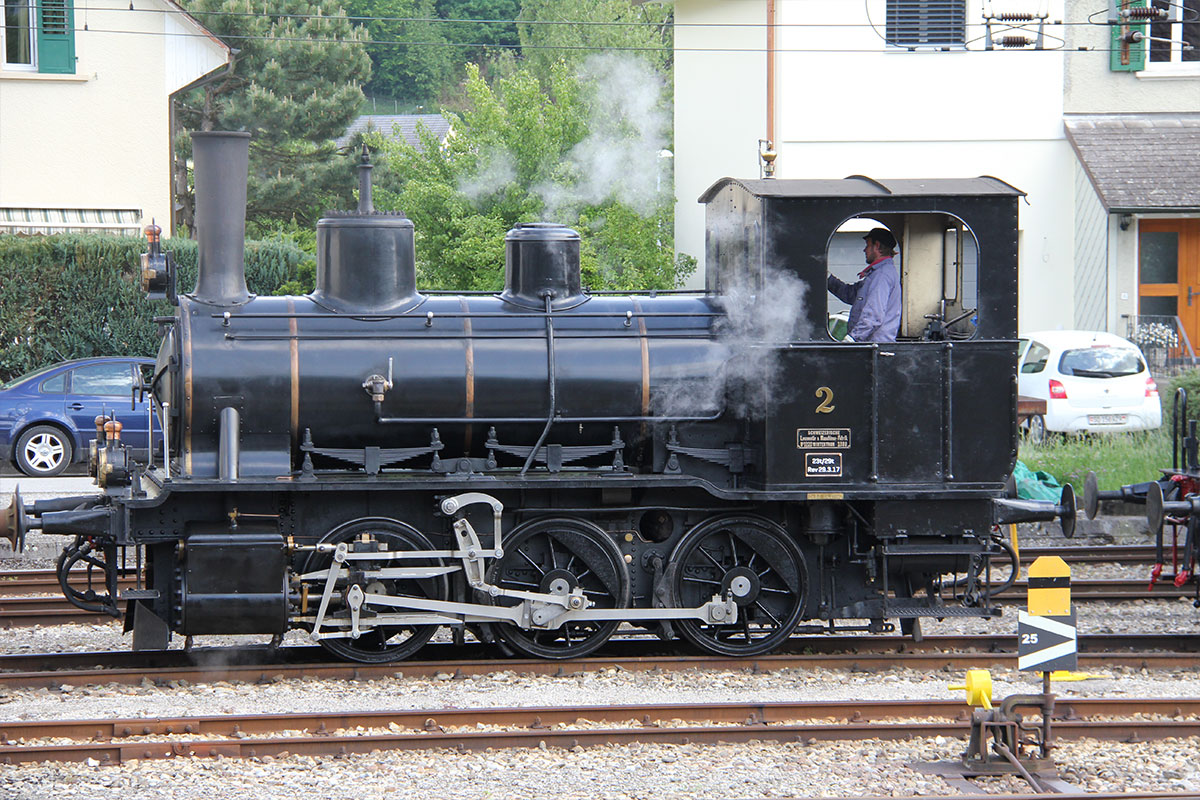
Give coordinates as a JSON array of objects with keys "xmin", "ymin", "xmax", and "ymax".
[
  {"xmin": 674, "ymin": 0, "xmax": 766, "ymax": 279},
  {"xmin": 0, "ymin": 0, "xmax": 227, "ymax": 231}
]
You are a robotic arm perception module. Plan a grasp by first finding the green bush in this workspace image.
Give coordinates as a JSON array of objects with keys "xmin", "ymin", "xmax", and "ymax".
[
  {"xmin": 0, "ymin": 233, "xmax": 312, "ymax": 383},
  {"xmin": 1161, "ymin": 369, "xmax": 1200, "ymax": 431}
]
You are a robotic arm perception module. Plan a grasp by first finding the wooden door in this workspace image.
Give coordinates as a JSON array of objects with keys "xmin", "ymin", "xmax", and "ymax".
[{"xmin": 1138, "ymin": 220, "xmax": 1200, "ymax": 347}]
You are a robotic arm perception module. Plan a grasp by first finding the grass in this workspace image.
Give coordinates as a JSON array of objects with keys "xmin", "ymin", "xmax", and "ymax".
[{"xmin": 1018, "ymin": 428, "xmax": 1172, "ymax": 492}]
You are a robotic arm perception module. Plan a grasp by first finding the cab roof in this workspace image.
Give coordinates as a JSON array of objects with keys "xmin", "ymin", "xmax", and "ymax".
[{"xmin": 698, "ymin": 175, "xmax": 1025, "ymax": 203}]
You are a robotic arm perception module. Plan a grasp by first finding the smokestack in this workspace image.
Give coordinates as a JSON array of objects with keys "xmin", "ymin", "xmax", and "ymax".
[{"xmin": 191, "ymin": 131, "xmax": 251, "ymax": 306}]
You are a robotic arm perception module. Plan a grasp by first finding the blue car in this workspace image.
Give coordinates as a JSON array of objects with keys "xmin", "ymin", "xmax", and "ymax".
[{"xmin": 0, "ymin": 357, "xmax": 157, "ymax": 477}]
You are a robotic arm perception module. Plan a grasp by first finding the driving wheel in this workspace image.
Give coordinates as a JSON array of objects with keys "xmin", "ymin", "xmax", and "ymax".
[
  {"xmin": 487, "ymin": 517, "xmax": 629, "ymax": 659},
  {"xmin": 303, "ymin": 518, "xmax": 447, "ymax": 663},
  {"xmin": 669, "ymin": 515, "xmax": 806, "ymax": 656}
]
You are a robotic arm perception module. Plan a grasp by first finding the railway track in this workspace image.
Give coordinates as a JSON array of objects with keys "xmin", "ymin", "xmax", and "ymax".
[
  {"xmin": 1020, "ymin": 544, "xmax": 1158, "ymax": 565},
  {"xmin": 0, "ymin": 633, "xmax": 1196, "ymax": 689},
  {"xmin": 0, "ymin": 575, "xmax": 1191, "ymax": 629},
  {"xmin": 0, "ymin": 697, "xmax": 1195, "ymax": 765}
]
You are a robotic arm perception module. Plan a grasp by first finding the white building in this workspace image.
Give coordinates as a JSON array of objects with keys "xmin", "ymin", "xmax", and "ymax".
[
  {"xmin": 674, "ymin": 0, "xmax": 1200, "ymax": 345},
  {"xmin": 0, "ymin": 0, "xmax": 229, "ymax": 236}
]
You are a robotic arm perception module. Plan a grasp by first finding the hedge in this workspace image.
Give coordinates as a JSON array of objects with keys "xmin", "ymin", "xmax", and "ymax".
[{"xmin": 0, "ymin": 234, "xmax": 312, "ymax": 384}]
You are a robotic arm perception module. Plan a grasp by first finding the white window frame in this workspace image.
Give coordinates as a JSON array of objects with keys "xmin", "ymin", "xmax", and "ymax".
[
  {"xmin": 1142, "ymin": 0, "xmax": 1200, "ymax": 74},
  {"xmin": 2, "ymin": 0, "xmax": 38, "ymax": 71}
]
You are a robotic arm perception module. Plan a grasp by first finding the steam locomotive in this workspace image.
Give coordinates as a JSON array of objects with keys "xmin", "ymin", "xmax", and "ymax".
[{"xmin": 0, "ymin": 132, "xmax": 1073, "ymax": 662}]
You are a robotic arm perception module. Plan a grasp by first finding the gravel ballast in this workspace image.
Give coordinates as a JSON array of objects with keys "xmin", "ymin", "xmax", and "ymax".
[{"xmin": 2, "ymin": 511, "xmax": 1198, "ymax": 796}]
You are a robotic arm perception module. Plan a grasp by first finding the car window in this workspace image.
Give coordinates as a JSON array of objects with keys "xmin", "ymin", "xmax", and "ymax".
[
  {"xmin": 1021, "ymin": 341, "xmax": 1050, "ymax": 373},
  {"xmin": 1017, "ymin": 338, "xmax": 1029, "ymax": 359},
  {"xmin": 1058, "ymin": 347, "xmax": 1145, "ymax": 378},
  {"xmin": 71, "ymin": 363, "xmax": 134, "ymax": 396},
  {"xmin": 0, "ymin": 363, "xmax": 60, "ymax": 390},
  {"xmin": 40, "ymin": 373, "xmax": 67, "ymax": 393}
]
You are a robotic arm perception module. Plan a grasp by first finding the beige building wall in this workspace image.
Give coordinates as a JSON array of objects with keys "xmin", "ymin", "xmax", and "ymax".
[
  {"xmin": 0, "ymin": 0, "xmax": 228, "ymax": 233},
  {"xmin": 674, "ymin": 0, "xmax": 767, "ymax": 284}
]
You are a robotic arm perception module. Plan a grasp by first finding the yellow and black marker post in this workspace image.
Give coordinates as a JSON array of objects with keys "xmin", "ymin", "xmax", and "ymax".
[
  {"xmin": 1018, "ymin": 556, "xmax": 1077, "ymax": 673},
  {"xmin": 1018, "ymin": 555, "xmax": 1077, "ymax": 760}
]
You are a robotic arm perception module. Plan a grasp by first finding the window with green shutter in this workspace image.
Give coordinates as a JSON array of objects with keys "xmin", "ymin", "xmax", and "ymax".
[
  {"xmin": 1110, "ymin": 0, "xmax": 1148, "ymax": 71},
  {"xmin": 35, "ymin": 0, "xmax": 73, "ymax": 74}
]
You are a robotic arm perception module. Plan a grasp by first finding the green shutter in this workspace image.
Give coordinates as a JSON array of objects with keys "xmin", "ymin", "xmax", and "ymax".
[
  {"xmin": 1110, "ymin": 0, "xmax": 1147, "ymax": 72},
  {"xmin": 36, "ymin": 0, "xmax": 74, "ymax": 74}
]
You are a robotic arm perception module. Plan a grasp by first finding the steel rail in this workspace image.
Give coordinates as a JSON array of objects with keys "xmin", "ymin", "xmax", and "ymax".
[
  {"xmin": 0, "ymin": 577, "xmax": 1189, "ymax": 629},
  {"xmin": 1019, "ymin": 545, "xmax": 1157, "ymax": 565},
  {"xmin": 1, "ymin": 642, "xmax": 1197, "ymax": 690},
  {"xmin": 1, "ymin": 698, "xmax": 1197, "ymax": 765},
  {"xmin": 1, "ymin": 630, "xmax": 1196, "ymax": 678},
  {"xmin": 0, "ymin": 571, "xmax": 138, "ymax": 598}
]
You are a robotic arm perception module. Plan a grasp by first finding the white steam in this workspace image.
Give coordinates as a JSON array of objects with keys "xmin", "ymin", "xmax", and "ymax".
[
  {"xmin": 458, "ymin": 147, "xmax": 517, "ymax": 205},
  {"xmin": 714, "ymin": 266, "xmax": 811, "ymax": 418},
  {"xmin": 535, "ymin": 54, "xmax": 670, "ymax": 220},
  {"xmin": 653, "ymin": 228, "xmax": 813, "ymax": 421}
]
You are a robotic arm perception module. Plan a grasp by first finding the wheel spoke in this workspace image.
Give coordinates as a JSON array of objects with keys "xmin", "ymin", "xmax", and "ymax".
[
  {"xmin": 671, "ymin": 517, "xmax": 806, "ymax": 657},
  {"xmin": 517, "ymin": 547, "xmax": 547, "ymax": 576},
  {"xmin": 696, "ymin": 545, "xmax": 725, "ymax": 571},
  {"xmin": 751, "ymin": 600, "xmax": 784, "ymax": 628}
]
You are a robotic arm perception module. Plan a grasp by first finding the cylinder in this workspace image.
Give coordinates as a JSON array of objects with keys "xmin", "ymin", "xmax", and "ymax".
[
  {"xmin": 191, "ymin": 132, "xmax": 251, "ymax": 306},
  {"xmin": 218, "ymin": 406, "xmax": 240, "ymax": 481},
  {"xmin": 501, "ymin": 223, "xmax": 585, "ymax": 310},
  {"xmin": 313, "ymin": 215, "xmax": 420, "ymax": 313}
]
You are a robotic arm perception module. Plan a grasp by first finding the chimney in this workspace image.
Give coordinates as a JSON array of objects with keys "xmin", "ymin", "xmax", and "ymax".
[{"xmin": 191, "ymin": 131, "xmax": 251, "ymax": 306}]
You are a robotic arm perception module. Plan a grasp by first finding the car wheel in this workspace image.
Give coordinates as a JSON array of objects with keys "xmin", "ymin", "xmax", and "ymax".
[
  {"xmin": 15, "ymin": 425, "xmax": 73, "ymax": 477},
  {"xmin": 1024, "ymin": 414, "xmax": 1047, "ymax": 445}
]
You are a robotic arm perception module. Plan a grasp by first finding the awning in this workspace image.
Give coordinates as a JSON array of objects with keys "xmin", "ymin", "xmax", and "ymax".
[
  {"xmin": 0, "ymin": 208, "xmax": 143, "ymax": 236},
  {"xmin": 1065, "ymin": 114, "xmax": 1200, "ymax": 213}
]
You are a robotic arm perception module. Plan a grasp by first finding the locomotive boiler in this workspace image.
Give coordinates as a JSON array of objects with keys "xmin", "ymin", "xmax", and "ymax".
[{"xmin": 0, "ymin": 132, "xmax": 1074, "ymax": 662}]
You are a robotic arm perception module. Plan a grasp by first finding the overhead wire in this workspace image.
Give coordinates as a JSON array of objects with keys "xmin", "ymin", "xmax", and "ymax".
[
  {"xmin": 37, "ymin": 3, "xmax": 1193, "ymax": 55},
  {"xmin": 54, "ymin": 23, "xmax": 1154, "ymax": 54}
]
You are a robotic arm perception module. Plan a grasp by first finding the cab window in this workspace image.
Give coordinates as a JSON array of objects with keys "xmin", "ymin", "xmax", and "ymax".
[{"xmin": 825, "ymin": 213, "xmax": 978, "ymax": 341}]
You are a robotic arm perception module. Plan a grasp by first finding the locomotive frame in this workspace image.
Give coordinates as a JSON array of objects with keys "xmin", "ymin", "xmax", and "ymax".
[{"xmin": 1, "ymin": 132, "xmax": 1073, "ymax": 662}]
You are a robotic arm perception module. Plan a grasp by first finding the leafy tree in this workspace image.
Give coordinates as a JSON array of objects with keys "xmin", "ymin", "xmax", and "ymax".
[
  {"xmin": 436, "ymin": 0, "xmax": 520, "ymax": 63},
  {"xmin": 346, "ymin": 0, "xmax": 453, "ymax": 107},
  {"xmin": 373, "ymin": 58, "xmax": 693, "ymax": 291},
  {"xmin": 174, "ymin": 0, "xmax": 372, "ymax": 228},
  {"xmin": 516, "ymin": 0, "xmax": 672, "ymax": 76}
]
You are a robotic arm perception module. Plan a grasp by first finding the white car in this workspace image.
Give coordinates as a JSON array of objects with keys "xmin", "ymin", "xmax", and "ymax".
[{"xmin": 1018, "ymin": 330, "xmax": 1162, "ymax": 441}]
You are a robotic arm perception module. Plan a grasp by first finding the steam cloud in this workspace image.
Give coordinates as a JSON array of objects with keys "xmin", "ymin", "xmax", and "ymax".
[
  {"xmin": 536, "ymin": 54, "xmax": 670, "ymax": 220},
  {"xmin": 458, "ymin": 148, "xmax": 517, "ymax": 205},
  {"xmin": 654, "ymin": 226, "xmax": 813, "ymax": 420}
]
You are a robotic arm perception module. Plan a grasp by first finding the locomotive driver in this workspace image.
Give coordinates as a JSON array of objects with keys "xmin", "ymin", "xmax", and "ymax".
[{"xmin": 827, "ymin": 227, "xmax": 901, "ymax": 342}]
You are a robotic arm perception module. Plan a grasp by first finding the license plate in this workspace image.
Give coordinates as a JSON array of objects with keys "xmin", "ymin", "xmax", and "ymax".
[{"xmin": 1088, "ymin": 414, "xmax": 1127, "ymax": 425}]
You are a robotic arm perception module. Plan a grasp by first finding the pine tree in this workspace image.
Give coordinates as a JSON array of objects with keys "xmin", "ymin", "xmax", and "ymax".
[{"xmin": 174, "ymin": 0, "xmax": 373, "ymax": 229}]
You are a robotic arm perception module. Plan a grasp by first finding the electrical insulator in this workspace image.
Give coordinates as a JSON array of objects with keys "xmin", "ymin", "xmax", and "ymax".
[
  {"xmin": 997, "ymin": 12, "xmax": 1036, "ymax": 22},
  {"xmin": 1000, "ymin": 35, "xmax": 1033, "ymax": 48},
  {"xmin": 1123, "ymin": 6, "xmax": 1165, "ymax": 21}
]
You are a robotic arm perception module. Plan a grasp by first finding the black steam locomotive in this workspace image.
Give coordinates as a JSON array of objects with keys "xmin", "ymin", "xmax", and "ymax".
[{"xmin": 0, "ymin": 132, "xmax": 1073, "ymax": 662}]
